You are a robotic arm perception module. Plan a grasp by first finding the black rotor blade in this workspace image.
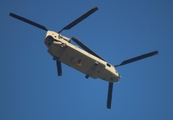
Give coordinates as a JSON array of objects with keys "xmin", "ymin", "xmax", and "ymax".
[
  {"xmin": 107, "ymin": 82, "xmax": 114, "ymax": 109},
  {"xmin": 9, "ymin": 13, "xmax": 48, "ymax": 31},
  {"xmin": 56, "ymin": 60, "xmax": 62, "ymax": 76},
  {"xmin": 72, "ymin": 36, "xmax": 104, "ymax": 61},
  {"xmin": 58, "ymin": 6, "xmax": 98, "ymax": 33},
  {"xmin": 115, "ymin": 51, "xmax": 159, "ymax": 67}
]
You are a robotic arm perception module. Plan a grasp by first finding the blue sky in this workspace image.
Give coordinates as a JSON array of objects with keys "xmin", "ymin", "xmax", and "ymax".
[{"xmin": 1, "ymin": 0, "xmax": 173, "ymax": 120}]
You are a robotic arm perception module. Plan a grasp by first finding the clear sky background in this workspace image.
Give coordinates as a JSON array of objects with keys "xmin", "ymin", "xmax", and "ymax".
[{"xmin": 1, "ymin": 0, "xmax": 173, "ymax": 120}]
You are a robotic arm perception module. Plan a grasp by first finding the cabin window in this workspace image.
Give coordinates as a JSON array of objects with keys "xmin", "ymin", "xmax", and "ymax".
[
  {"xmin": 107, "ymin": 63, "xmax": 111, "ymax": 67},
  {"xmin": 71, "ymin": 57, "xmax": 84, "ymax": 66},
  {"xmin": 77, "ymin": 59, "xmax": 84, "ymax": 66}
]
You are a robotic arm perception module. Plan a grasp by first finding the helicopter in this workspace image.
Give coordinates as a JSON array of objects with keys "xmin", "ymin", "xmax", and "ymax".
[{"xmin": 9, "ymin": 6, "xmax": 158, "ymax": 109}]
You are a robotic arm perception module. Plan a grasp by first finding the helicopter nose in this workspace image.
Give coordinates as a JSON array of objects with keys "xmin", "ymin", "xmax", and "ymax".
[{"xmin": 45, "ymin": 36, "xmax": 54, "ymax": 47}]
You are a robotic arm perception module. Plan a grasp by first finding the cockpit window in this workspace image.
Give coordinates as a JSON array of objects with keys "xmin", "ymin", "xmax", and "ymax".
[{"xmin": 45, "ymin": 36, "xmax": 54, "ymax": 46}]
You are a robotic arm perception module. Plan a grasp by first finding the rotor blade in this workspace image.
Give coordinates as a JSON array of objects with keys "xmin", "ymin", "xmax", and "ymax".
[
  {"xmin": 107, "ymin": 82, "xmax": 114, "ymax": 109},
  {"xmin": 9, "ymin": 13, "xmax": 48, "ymax": 31},
  {"xmin": 58, "ymin": 6, "xmax": 98, "ymax": 33},
  {"xmin": 56, "ymin": 60, "xmax": 62, "ymax": 76},
  {"xmin": 72, "ymin": 36, "xmax": 104, "ymax": 61},
  {"xmin": 115, "ymin": 51, "xmax": 159, "ymax": 67}
]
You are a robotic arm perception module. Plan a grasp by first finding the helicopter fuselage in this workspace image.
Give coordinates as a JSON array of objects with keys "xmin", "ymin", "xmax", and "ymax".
[{"xmin": 44, "ymin": 31, "xmax": 120, "ymax": 82}]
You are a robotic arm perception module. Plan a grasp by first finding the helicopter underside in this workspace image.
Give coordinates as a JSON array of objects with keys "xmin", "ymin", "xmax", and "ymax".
[{"xmin": 47, "ymin": 40, "xmax": 120, "ymax": 82}]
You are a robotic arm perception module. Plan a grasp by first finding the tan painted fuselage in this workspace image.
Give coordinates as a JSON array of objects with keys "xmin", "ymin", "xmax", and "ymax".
[{"xmin": 44, "ymin": 31, "xmax": 120, "ymax": 82}]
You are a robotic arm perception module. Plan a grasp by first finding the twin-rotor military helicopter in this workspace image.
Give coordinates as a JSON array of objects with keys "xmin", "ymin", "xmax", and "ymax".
[{"xmin": 9, "ymin": 6, "xmax": 158, "ymax": 109}]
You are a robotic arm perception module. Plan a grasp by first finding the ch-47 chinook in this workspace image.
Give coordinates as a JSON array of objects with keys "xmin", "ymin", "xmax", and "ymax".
[{"xmin": 9, "ymin": 6, "xmax": 158, "ymax": 109}]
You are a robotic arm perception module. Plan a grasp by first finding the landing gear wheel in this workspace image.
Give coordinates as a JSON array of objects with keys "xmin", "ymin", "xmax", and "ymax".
[{"xmin": 85, "ymin": 75, "xmax": 89, "ymax": 79}]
